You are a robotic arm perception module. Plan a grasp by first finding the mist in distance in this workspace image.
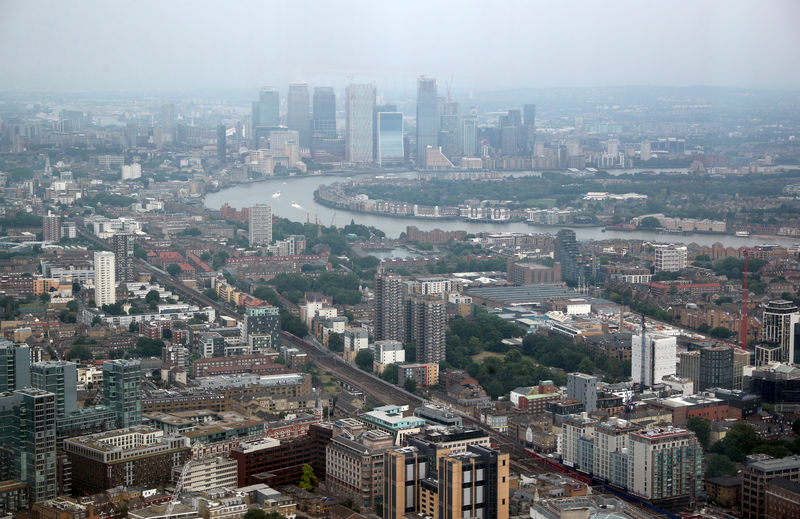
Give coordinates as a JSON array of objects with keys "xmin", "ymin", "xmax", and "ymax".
[{"xmin": 2, "ymin": 0, "xmax": 800, "ymax": 93}]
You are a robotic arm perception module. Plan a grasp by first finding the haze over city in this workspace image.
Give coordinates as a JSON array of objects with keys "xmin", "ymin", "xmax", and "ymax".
[{"xmin": 2, "ymin": 0, "xmax": 800, "ymax": 91}]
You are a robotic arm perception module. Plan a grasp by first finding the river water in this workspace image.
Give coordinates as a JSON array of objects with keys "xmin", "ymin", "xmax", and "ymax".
[{"xmin": 204, "ymin": 173, "xmax": 798, "ymax": 248}]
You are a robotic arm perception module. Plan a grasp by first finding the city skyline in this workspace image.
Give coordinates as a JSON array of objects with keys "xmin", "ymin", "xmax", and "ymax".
[{"xmin": 2, "ymin": 0, "xmax": 799, "ymax": 92}]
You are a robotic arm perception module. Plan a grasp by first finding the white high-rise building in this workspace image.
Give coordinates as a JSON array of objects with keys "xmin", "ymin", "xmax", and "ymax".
[
  {"xmin": 94, "ymin": 251, "xmax": 116, "ymax": 307},
  {"xmin": 761, "ymin": 300, "xmax": 800, "ymax": 365},
  {"xmin": 248, "ymin": 204, "xmax": 272, "ymax": 246},
  {"xmin": 345, "ymin": 84, "xmax": 375, "ymax": 164},
  {"xmin": 640, "ymin": 141, "xmax": 652, "ymax": 161},
  {"xmin": 632, "ymin": 333, "xmax": 677, "ymax": 387},
  {"xmin": 121, "ymin": 163, "xmax": 141, "ymax": 179},
  {"xmin": 653, "ymin": 244, "xmax": 688, "ymax": 272}
]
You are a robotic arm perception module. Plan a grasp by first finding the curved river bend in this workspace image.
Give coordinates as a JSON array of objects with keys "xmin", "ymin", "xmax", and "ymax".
[{"xmin": 205, "ymin": 174, "xmax": 798, "ymax": 248}]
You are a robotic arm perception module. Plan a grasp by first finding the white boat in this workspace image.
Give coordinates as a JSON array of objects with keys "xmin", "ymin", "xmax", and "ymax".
[
  {"xmin": 272, "ymin": 191, "xmax": 281, "ymax": 198},
  {"xmin": 291, "ymin": 201, "xmax": 303, "ymax": 209},
  {"xmin": 736, "ymin": 231, "xmax": 750, "ymax": 237}
]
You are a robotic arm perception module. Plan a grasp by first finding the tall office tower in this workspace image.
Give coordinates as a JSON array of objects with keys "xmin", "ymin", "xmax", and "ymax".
[
  {"xmin": 42, "ymin": 213, "xmax": 62, "ymax": 242},
  {"xmin": 439, "ymin": 113, "xmax": 462, "ymax": 163},
  {"xmin": 762, "ymin": 300, "xmax": 800, "ymax": 365},
  {"xmin": 216, "ymin": 124, "xmax": 226, "ymax": 161},
  {"xmin": 287, "ymin": 81, "xmax": 311, "ymax": 148},
  {"xmin": 567, "ymin": 372, "xmax": 598, "ymax": 412},
  {"xmin": 377, "ymin": 112, "xmax": 404, "ymax": 166},
  {"xmin": 374, "ymin": 272, "xmax": 405, "ymax": 343},
  {"xmin": 244, "ymin": 306, "xmax": 281, "ymax": 351},
  {"xmin": 12, "ymin": 388, "xmax": 58, "ymax": 502},
  {"xmin": 102, "ymin": 359, "xmax": 142, "ymax": 428},
  {"xmin": 632, "ymin": 333, "xmax": 677, "ymax": 387},
  {"xmin": 461, "ymin": 112, "xmax": 478, "ymax": 157},
  {"xmin": 112, "ymin": 232, "xmax": 136, "ymax": 283},
  {"xmin": 252, "ymin": 87, "xmax": 280, "ymax": 146},
  {"xmin": 93, "ymin": 251, "xmax": 116, "ymax": 307},
  {"xmin": 653, "ymin": 244, "xmax": 688, "ymax": 272},
  {"xmin": 416, "ymin": 77, "xmax": 439, "ymax": 165},
  {"xmin": 555, "ymin": 229, "xmax": 582, "ymax": 283},
  {"xmin": 523, "ymin": 104, "xmax": 536, "ymax": 152},
  {"xmin": 373, "ymin": 103, "xmax": 397, "ymax": 160},
  {"xmin": 640, "ymin": 140, "xmax": 652, "ymax": 161},
  {"xmin": 628, "ymin": 427, "xmax": 703, "ymax": 509},
  {"xmin": 0, "ymin": 340, "xmax": 31, "ymax": 392},
  {"xmin": 248, "ymin": 204, "xmax": 273, "ymax": 246},
  {"xmin": 699, "ymin": 346, "xmax": 734, "ymax": 391},
  {"xmin": 313, "ymin": 87, "xmax": 337, "ymax": 138},
  {"xmin": 31, "ymin": 361, "xmax": 77, "ymax": 418},
  {"xmin": 345, "ymin": 84, "xmax": 376, "ymax": 164},
  {"xmin": 405, "ymin": 295, "xmax": 446, "ymax": 364}
]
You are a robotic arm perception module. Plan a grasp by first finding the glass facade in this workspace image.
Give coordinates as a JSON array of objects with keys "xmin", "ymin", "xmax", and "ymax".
[{"xmin": 377, "ymin": 112, "xmax": 404, "ymax": 165}]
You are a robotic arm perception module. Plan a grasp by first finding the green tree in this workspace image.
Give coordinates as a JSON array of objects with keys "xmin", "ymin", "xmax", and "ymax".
[
  {"xmin": 710, "ymin": 326, "xmax": 733, "ymax": 339},
  {"xmin": 355, "ymin": 350, "xmax": 373, "ymax": 372},
  {"xmin": 637, "ymin": 216, "xmax": 661, "ymax": 229},
  {"xmin": 687, "ymin": 417, "xmax": 711, "ymax": 449},
  {"xmin": 328, "ymin": 332, "xmax": 344, "ymax": 353},
  {"xmin": 705, "ymin": 454, "xmax": 738, "ymax": 478},
  {"xmin": 166, "ymin": 264, "xmax": 182, "ymax": 276},
  {"xmin": 243, "ymin": 510, "xmax": 266, "ymax": 519},
  {"xmin": 128, "ymin": 321, "xmax": 139, "ymax": 333},
  {"xmin": 380, "ymin": 364, "xmax": 399, "ymax": 384},
  {"xmin": 403, "ymin": 377, "xmax": 417, "ymax": 393},
  {"xmin": 793, "ymin": 419, "xmax": 800, "ymax": 435},
  {"xmin": 577, "ymin": 358, "xmax": 595, "ymax": 376},
  {"xmin": 67, "ymin": 343, "xmax": 93, "ymax": 361},
  {"xmin": 298, "ymin": 464, "xmax": 317, "ymax": 491},
  {"xmin": 134, "ymin": 337, "xmax": 166, "ymax": 357},
  {"xmin": 145, "ymin": 290, "xmax": 161, "ymax": 304}
]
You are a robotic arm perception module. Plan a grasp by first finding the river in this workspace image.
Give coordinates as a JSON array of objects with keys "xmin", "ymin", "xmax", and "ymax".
[{"xmin": 204, "ymin": 173, "xmax": 798, "ymax": 248}]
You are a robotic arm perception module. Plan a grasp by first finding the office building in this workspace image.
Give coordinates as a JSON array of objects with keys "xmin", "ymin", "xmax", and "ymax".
[
  {"xmin": 93, "ymin": 251, "xmax": 116, "ymax": 307},
  {"xmin": 765, "ymin": 477, "xmax": 800, "ymax": 519},
  {"xmin": 628, "ymin": 427, "xmax": 703, "ymax": 508},
  {"xmin": 43, "ymin": 213, "xmax": 62, "ymax": 242},
  {"xmin": 252, "ymin": 88, "xmax": 280, "ymax": 146},
  {"xmin": 567, "ymin": 372, "xmax": 597, "ymax": 413},
  {"xmin": 377, "ymin": 112, "xmax": 404, "ymax": 166},
  {"xmin": 405, "ymin": 294, "xmax": 446, "ymax": 364},
  {"xmin": 0, "ymin": 340, "xmax": 30, "ymax": 392},
  {"xmin": 287, "ymin": 81, "xmax": 311, "ymax": 148},
  {"xmin": 678, "ymin": 350, "xmax": 700, "ymax": 386},
  {"xmin": 249, "ymin": 204, "xmax": 273, "ymax": 246},
  {"xmin": 112, "ymin": 232, "xmax": 136, "ymax": 283},
  {"xmin": 699, "ymin": 346, "xmax": 734, "ymax": 391},
  {"xmin": 653, "ymin": 244, "xmax": 688, "ymax": 272},
  {"xmin": 374, "ymin": 103, "xmax": 397, "ymax": 160},
  {"xmin": 375, "ymin": 272, "xmax": 405, "ymax": 343},
  {"xmin": 373, "ymin": 340, "xmax": 405, "ymax": 373},
  {"xmin": 416, "ymin": 77, "xmax": 439, "ymax": 165},
  {"xmin": 326, "ymin": 428, "xmax": 394, "ymax": 511},
  {"xmin": 312, "ymin": 87, "xmax": 337, "ymax": 138},
  {"xmin": 523, "ymin": 103, "xmax": 536, "ymax": 152},
  {"xmin": 439, "ymin": 112, "xmax": 461, "ymax": 163},
  {"xmin": 64, "ymin": 426, "xmax": 190, "ymax": 494},
  {"xmin": 216, "ymin": 124, "xmax": 226, "ymax": 161},
  {"xmin": 244, "ymin": 305, "xmax": 281, "ymax": 351},
  {"xmin": 462, "ymin": 111, "xmax": 478, "ymax": 157},
  {"xmin": 343, "ymin": 327, "xmax": 369, "ymax": 364},
  {"xmin": 632, "ymin": 333, "xmax": 677, "ymax": 387},
  {"xmin": 762, "ymin": 300, "xmax": 800, "ymax": 365},
  {"xmin": 398, "ymin": 363, "xmax": 439, "ymax": 387},
  {"xmin": 102, "ymin": 359, "xmax": 142, "ymax": 428},
  {"xmin": 345, "ymin": 84, "xmax": 375, "ymax": 164},
  {"xmin": 31, "ymin": 361, "xmax": 77, "ymax": 418},
  {"xmin": 742, "ymin": 454, "xmax": 800, "ymax": 519}
]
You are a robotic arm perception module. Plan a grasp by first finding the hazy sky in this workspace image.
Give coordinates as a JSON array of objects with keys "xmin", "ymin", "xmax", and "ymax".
[{"xmin": 2, "ymin": 0, "xmax": 799, "ymax": 92}]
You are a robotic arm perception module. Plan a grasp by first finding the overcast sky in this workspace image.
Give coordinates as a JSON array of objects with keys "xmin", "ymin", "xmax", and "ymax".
[{"xmin": 2, "ymin": 0, "xmax": 799, "ymax": 92}]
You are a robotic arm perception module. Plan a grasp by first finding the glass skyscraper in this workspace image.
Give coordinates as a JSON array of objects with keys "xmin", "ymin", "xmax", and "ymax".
[
  {"xmin": 287, "ymin": 81, "xmax": 311, "ymax": 148},
  {"xmin": 102, "ymin": 359, "xmax": 142, "ymax": 428},
  {"xmin": 252, "ymin": 87, "xmax": 280, "ymax": 146},
  {"xmin": 416, "ymin": 77, "xmax": 439, "ymax": 164},
  {"xmin": 345, "ymin": 84, "xmax": 375, "ymax": 164},
  {"xmin": 31, "ymin": 361, "xmax": 77, "ymax": 418},
  {"xmin": 377, "ymin": 112, "xmax": 404, "ymax": 166},
  {"xmin": 313, "ymin": 87, "xmax": 337, "ymax": 138}
]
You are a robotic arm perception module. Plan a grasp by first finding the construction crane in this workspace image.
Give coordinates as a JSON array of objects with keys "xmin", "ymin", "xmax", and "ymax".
[
  {"xmin": 330, "ymin": 212, "xmax": 336, "ymax": 227},
  {"xmin": 165, "ymin": 453, "xmax": 196, "ymax": 517}
]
